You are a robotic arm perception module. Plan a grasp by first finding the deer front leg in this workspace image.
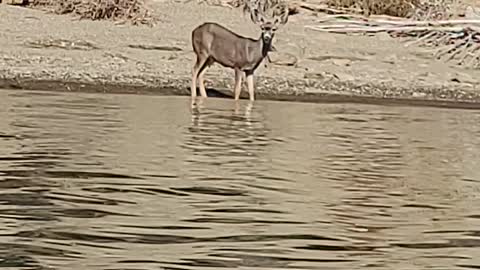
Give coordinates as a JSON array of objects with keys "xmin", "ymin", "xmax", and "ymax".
[
  {"xmin": 245, "ymin": 71, "xmax": 255, "ymax": 101},
  {"xmin": 234, "ymin": 68, "xmax": 243, "ymax": 100}
]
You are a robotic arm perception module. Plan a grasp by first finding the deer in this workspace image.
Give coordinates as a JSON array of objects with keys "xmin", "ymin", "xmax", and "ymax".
[{"xmin": 190, "ymin": 0, "xmax": 289, "ymax": 101}]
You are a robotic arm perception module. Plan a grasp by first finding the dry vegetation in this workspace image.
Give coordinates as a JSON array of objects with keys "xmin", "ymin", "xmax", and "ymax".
[
  {"xmin": 323, "ymin": 0, "xmax": 419, "ymax": 17},
  {"xmin": 197, "ymin": 0, "xmax": 458, "ymax": 19},
  {"xmin": 303, "ymin": 1, "xmax": 480, "ymax": 68},
  {"xmin": 321, "ymin": 0, "xmax": 464, "ymax": 19},
  {"xmin": 29, "ymin": 0, "xmax": 157, "ymax": 26}
]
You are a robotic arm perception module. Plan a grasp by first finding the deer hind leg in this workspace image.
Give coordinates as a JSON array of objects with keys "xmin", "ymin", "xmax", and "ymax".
[
  {"xmin": 234, "ymin": 68, "xmax": 243, "ymax": 100},
  {"xmin": 191, "ymin": 57, "xmax": 200, "ymax": 98},
  {"xmin": 245, "ymin": 71, "xmax": 255, "ymax": 101},
  {"xmin": 191, "ymin": 54, "xmax": 209, "ymax": 98},
  {"xmin": 198, "ymin": 57, "xmax": 213, "ymax": 98}
]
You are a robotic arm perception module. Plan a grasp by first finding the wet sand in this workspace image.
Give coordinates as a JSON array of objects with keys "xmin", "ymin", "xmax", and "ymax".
[{"xmin": 1, "ymin": 1, "xmax": 480, "ymax": 108}]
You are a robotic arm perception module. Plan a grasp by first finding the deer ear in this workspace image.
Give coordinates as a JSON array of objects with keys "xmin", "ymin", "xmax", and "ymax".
[
  {"xmin": 259, "ymin": 16, "xmax": 265, "ymax": 24},
  {"xmin": 273, "ymin": 17, "xmax": 279, "ymax": 26}
]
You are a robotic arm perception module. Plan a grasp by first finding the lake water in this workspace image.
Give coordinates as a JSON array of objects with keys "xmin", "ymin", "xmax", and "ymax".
[{"xmin": 1, "ymin": 89, "xmax": 480, "ymax": 270}]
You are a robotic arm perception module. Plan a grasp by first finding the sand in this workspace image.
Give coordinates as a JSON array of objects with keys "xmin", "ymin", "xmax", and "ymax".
[{"xmin": 1, "ymin": 1, "xmax": 480, "ymax": 108}]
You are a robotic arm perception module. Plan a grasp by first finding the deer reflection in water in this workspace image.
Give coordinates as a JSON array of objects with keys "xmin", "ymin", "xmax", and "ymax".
[{"xmin": 185, "ymin": 99, "xmax": 270, "ymax": 176}]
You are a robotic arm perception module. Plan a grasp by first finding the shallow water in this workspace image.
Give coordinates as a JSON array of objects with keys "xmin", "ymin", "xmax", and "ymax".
[{"xmin": 1, "ymin": 89, "xmax": 480, "ymax": 270}]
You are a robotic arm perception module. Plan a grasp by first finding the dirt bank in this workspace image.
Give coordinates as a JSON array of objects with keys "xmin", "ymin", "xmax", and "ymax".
[{"xmin": 1, "ymin": 1, "xmax": 480, "ymax": 108}]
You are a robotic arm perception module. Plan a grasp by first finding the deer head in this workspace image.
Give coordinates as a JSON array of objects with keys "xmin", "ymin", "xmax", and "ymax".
[{"xmin": 245, "ymin": 0, "xmax": 289, "ymax": 44}]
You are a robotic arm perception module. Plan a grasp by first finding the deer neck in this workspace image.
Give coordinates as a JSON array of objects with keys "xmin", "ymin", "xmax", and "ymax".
[
  {"xmin": 262, "ymin": 38, "xmax": 272, "ymax": 57},
  {"xmin": 248, "ymin": 35, "xmax": 271, "ymax": 64},
  {"xmin": 244, "ymin": 36, "xmax": 272, "ymax": 71},
  {"xmin": 260, "ymin": 34, "xmax": 272, "ymax": 57}
]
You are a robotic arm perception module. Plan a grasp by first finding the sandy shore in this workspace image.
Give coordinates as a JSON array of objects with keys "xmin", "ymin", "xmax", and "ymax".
[{"xmin": 1, "ymin": 1, "xmax": 480, "ymax": 108}]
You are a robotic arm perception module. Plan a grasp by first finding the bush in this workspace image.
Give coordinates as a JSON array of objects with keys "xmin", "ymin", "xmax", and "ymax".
[
  {"xmin": 324, "ymin": 0, "xmax": 457, "ymax": 19},
  {"xmin": 29, "ymin": 0, "xmax": 157, "ymax": 26}
]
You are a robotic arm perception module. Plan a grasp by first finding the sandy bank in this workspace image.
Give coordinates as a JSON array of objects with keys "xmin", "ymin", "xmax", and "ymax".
[{"xmin": 1, "ymin": 1, "xmax": 480, "ymax": 108}]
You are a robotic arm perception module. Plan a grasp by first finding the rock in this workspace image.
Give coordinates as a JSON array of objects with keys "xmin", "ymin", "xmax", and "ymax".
[
  {"xmin": 451, "ymin": 78, "xmax": 461, "ymax": 83},
  {"xmin": 304, "ymin": 71, "xmax": 339, "ymax": 81},
  {"xmin": 412, "ymin": 92, "xmax": 427, "ymax": 98},
  {"xmin": 383, "ymin": 54, "xmax": 398, "ymax": 64},
  {"xmin": 450, "ymin": 72, "xmax": 477, "ymax": 84},
  {"xmin": 330, "ymin": 58, "xmax": 352, "ymax": 67},
  {"xmin": 334, "ymin": 72, "xmax": 355, "ymax": 81},
  {"xmin": 268, "ymin": 52, "xmax": 298, "ymax": 66}
]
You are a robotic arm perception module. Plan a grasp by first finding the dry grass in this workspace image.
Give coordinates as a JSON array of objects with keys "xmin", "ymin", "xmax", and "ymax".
[
  {"xmin": 324, "ymin": 0, "xmax": 419, "ymax": 17},
  {"xmin": 322, "ymin": 0, "xmax": 466, "ymax": 19},
  {"xmin": 199, "ymin": 0, "xmax": 472, "ymax": 20},
  {"xmin": 29, "ymin": 0, "xmax": 157, "ymax": 26}
]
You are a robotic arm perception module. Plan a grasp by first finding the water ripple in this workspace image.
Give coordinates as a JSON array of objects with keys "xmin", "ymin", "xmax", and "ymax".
[{"xmin": 1, "ymin": 90, "xmax": 480, "ymax": 270}]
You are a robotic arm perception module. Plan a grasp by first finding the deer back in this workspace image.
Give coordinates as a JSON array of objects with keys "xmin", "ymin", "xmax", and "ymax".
[{"xmin": 192, "ymin": 23, "xmax": 265, "ymax": 70}]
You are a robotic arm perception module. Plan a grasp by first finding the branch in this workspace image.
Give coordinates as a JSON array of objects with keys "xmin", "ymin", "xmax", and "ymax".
[{"xmin": 306, "ymin": 25, "xmax": 472, "ymax": 33}]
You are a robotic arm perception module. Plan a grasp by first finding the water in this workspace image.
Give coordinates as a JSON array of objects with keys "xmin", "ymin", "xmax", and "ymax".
[{"xmin": 1, "ymin": 89, "xmax": 480, "ymax": 270}]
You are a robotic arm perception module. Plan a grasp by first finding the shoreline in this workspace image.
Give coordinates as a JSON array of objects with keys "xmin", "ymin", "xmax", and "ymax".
[
  {"xmin": 2, "ymin": 78, "xmax": 480, "ymax": 110},
  {"xmin": 1, "ymin": 2, "xmax": 480, "ymax": 110}
]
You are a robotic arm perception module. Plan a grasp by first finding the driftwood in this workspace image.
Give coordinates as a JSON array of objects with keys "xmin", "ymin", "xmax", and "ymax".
[
  {"xmin": 289, "ymin": 1, "xmax": 362, "ymax": 15},
  {"xmin": 306, "ymin": 14, "xmax": 480, "ymax": 68}
]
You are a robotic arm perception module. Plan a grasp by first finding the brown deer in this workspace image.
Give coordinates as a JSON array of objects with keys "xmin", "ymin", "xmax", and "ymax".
[{"xmin": 190, "ymin": 0, "xmax": 289, "ymax": 101}]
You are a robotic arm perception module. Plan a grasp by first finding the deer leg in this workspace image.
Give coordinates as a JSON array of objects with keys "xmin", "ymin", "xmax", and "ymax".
[
  {"xmin": 245, "ymin": 71, "xmax": 255, "ymax": 101},
  {"xmin": 191, "ymin": 55, "xmax": 208, "ymax": 98},
  {"xmin": 198, "ymin": 69, "xmax": 207, "ymax": 98},
  {"xmin": 191, "ymin": 67, "xmax": 198, "ymax": 98},
  {"xmin": 198, "ymin": 57, "xmax": 212, "ymax": 98},
  {"xmin": 234, "ymin": 68, "xmax": 243, "ymax": 100},
  {"xmin": 191, "ymin": 57, "xmax": 201, "ymax": 98}
]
